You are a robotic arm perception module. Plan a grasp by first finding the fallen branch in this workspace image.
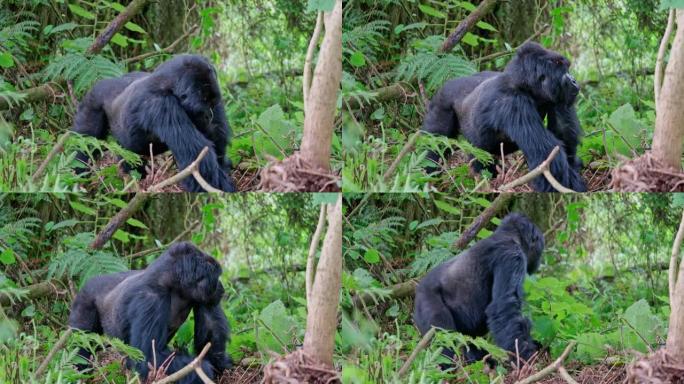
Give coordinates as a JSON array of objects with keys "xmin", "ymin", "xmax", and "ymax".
[
  {"xmin": 382, "ymin": 131, "xmax": 422, "ymax": 182},
  {"xmin": 147, "ymin": 147, "xmax": 221, "ymax": 192},
  {"xmin": 90, "ymin": 193, "xmax": 149, "ymax": 249},
  {"xmin": 452, "ymin": 192, "xmax": 513, "ymax": 250},
  {"xmin": 441, "ymin": 0, "xmax": 499, "ymax": 53},
  {"xmin": 514, "ymin": 341, "xmax": 577, "ymax": 384},
  {"xmin": 499, "ymin": 146, "xmax": 575, "ymax": 193},
  {"xmin": 34, "ymin": 328, "xmax": 74, "ymax": 379},
  {"xmin": 0, "ymin": 84, "xmax": 60, "ymax": 110},
  {"xmin": 31, "ymin": 131, "xmax": 72, "ymax": 184},
  {"xmin": 124, "ymin": 25, "xmax": 198, "ymax": 64},
  {"xmin": 87, "ymin": 0, "xmax": 150, "ymax": 54},
  {"xmin": 152, "ymin": 342, "xmax": 213, "ymax": 384},
  {"xmin": 0, "ymin": 280, "xmax": 61, "ymax": 306},
  {"xmin": 397, "ymin": 328, "xmax": 436, "ymax": 378}
]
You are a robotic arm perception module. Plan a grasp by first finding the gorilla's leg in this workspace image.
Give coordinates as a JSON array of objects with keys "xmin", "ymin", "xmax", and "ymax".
[
  {"xmin": 421, "ymin": 101, "xmax": 459, "ymax": 174},
  {"xmin": 68, "ymin": 291, "xmax": 103, "ymax": 369},
  {"xmin": 72, "ymin": 93, "xmax": 110, "ymax": 173},
  {"xmin": 127, "ymin": 294, "xmax": 215, "ymax": 384},
  {"xmin": 194, "ymin": 304, "xmax": 232, "ymax": 374},
  {"xmin": 132, "ymin": 96, "xmax": 235, "ymax": 192}
]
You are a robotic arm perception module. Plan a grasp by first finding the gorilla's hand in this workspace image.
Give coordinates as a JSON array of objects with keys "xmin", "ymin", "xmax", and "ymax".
[{"xmin": 182, "ymin": 150, "xmax": 235, "ymax": 192}]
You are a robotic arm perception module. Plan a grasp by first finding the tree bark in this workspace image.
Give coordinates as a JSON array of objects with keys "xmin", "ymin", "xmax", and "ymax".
[
  {"xmin": 302, "ymin": 195, "xmax": 342, "ymax": 366},
  {"xmin": 667, "ymin": 209, "xmax": 684, "ymax": 360},
  {"xmin": 300, "ymin": 0, "xmax": 342, "ymax": 171},
  {"xmin": 653, "ymin": 10, "xmax": 684, "ymax": 169}
]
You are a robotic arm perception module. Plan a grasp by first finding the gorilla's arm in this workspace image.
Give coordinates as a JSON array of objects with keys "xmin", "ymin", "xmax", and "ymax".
[
  {"xmin": 484, "ymin": 249, "xmax": 537, "ymax": 359},
  {"xmin": 128, "ymin": 94, "xmax": 234, "ymax": 192},
  {"xmin": 194, "ymin": 304, "xmax": 232, "ymax": 373},
  {"xmin": 491, "ymin": 96, "xmax": 585, "ymax": 192},
  {"xmin": 126, "ymin": 292, "xmax": 215, "ymax": 384},
  {"xmin": 207, "ymin": 102, "xmax": 234, "ymax": 177},
  {"xmin": 547, "ymin": 104, "xmax": 582, "ymax": 170}
]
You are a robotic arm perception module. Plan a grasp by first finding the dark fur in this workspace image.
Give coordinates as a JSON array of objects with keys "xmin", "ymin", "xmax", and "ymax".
[
  {"xmin": 68, "ymin": 242, "xmax": 232, "ymax": 384},
  {"xmin": 72, "ymin": 55, "xmax": 236, "ymax": 192},
  {"xmin": 413, "ymin": 213, "xmax": 543, "ymax": 365},
  {"xmin": 422, "ymin": 42, "xmax": 586, "ymax": 192}
]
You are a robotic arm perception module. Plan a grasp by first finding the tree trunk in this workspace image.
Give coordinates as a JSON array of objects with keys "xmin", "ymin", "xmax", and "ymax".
[
  {"xmin": 302, "ymin": 195, "xmax": 342, "ymax": 366},
  {"xmin": 653, "ymin": 10, "xmax": 684, "ymax": 169},
  {"xmin": 300, "ymin": 0, "xmax": 342, "ymax": 171},
  {"xmin": 667, "ymin": 209, "xmax": 684, "ymax": 360}
]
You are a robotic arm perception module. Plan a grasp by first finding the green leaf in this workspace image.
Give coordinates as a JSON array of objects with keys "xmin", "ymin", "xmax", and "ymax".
[
  {"xmin": 606, "ymin": 104, "xmax": 645, "ymax": 156},
  {"xmin": 126, "ymin": 218, "xmax": 148, "ymax": 229},
  {"xmin": 476, "ymin": 21, "xmax": 497, "ymax": 32},
  {"xmin": 434, "ymin": 200, "xmax": 460, "ymax": 215},
  {"xmin": 110, "ymin": 33, "xmax": 129, "ymax": 48},
  {"xmin": 461, "ymin": 32, "xmax": 479, "ymax": 47},
  {"xmin": 418, "ymin": 4, "xmax": 446, "ymax": 19},
  {"xmin": 0, "ymin": 53, "xmax": 14, "ymax": 69},
  {"xmin": 113, "ymin": 229, "xmax": 130, "ymax": 243},
  {"xmin": 349, "ymin": 51, "xmax": 366, "ymax": 67},
  {"xmin": 363, "ymin": 249, "xmax": 380, "ymax": 264},
  {"xmin": 0, "ymin": 248, "xmax": 16, "ymax": 265},
  {"xmin": 257, "ymin": 300, "xmax": 298, "ymax": 354},
  {"xmin": 68, "ymin": 4, "xmax": 96, "ymax": 20},
  {"xmin": 69, "ymin": 201, "xmax": 96, "ymax": 216},
  {"xmin": 124, "ymin": 22, "xmax": 146, "ymax": 34}
]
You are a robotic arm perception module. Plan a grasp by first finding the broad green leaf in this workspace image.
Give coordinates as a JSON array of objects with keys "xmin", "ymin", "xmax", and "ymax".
[
  {"xmin": 0, "ymin": 53, "xmax": 14, "ymax": 68},
  {"xmin": 69, "ymin": 201, "xmax": 96, "ymax": 216},
  {"xmin": 461, "ymin": 32, "xmax": 479, "ymax": 47},
  {"xmin": 111, "ymin": 33, "xmax": 128, "ymax": 48},
  {"xmin": 126, "ymin": 218, "xmax": 148, "ymax": 229},
  {"xmin": 349, "ymin": 51, "xmax": 366, "ymax": 67},
  {"xmin": 0, "ymin": 248, "xmax": 16, "ymax": 265},
  {"xmin": 476, "ymin": 21, "xmax": 497, "ymax": 32},
  {"xmin": 124, "ymin": 22, "xmax": 146, "ymax": 34},
  {"xmin": 434, "ymin": 200, "xmax": 460, "ymax": 215},
  {"xmin": 306, "ymin": 0, "xmax": 335, "ymax": 12},
  {"xmin": 363, "ymin": 248, "xmax": 380, "ymax": 264},
  {"xmin": 68, "ymin": 4, "xmax": 96, "ymax": 20},
  {"xmin": 418, "ymin": 4, "xmax": 446, "ymax": 18}
]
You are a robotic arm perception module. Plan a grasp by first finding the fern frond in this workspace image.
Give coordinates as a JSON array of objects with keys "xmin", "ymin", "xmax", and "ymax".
[{"xmin": 42, "ymin": 54, "xmax": 124, "ymax": 94}]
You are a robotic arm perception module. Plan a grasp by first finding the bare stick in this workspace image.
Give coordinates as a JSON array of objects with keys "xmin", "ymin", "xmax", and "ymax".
[
  {"xmin": 655, "ymin": 10, "xmax": 676, "ymax": 110},
  {"xmin": 34, "ymin": 328, "xmax": 74, "ymax": 378},
  {"xmin": 382, "ymin": 131, "xmax": 422, "ymax": 183},
  {"xmin": 303, "ymin": 12, "xmax": 324, "ymax": 111},
  {"xmin": 31, "ymin": 131, "xmax": 72, "ymax": 183},
  {"xmin": 306, "ymin": 205, "xmax": 327, "ymax": 305},
  {"xmin": 441, "ymin": 0, "xmax": 499, "ymax": 53},
  {"xmin": 397, "ymin": 328, "xmax": 436, "ymax": 378},
  {"xmin": 514, "ymin": 341, "xmax": 577, "ymax": 384},
  {"xmin": 87, "ymin": 0, "xmax": 150, "ymax": 54},
  {"xmin": 127, "ymin": 220, "xmax": 200, "ymax": 260},
  {"xmin": 558, "ymin": 366, "xmax": 579, "ymax": 384},
  {"xmin": 191, "ymin": 170, "xmax": 223, "ymax": 193},
  {"xmin": 152, "ymin": 342, "xmax": 213, "ymax": 384},
  {"xmin": 475, "ymin": 24, "xmax": 550, "ymax": 63},
  {"xmin": 147, "ymin": 147, "xmax": 211, "ymax": 192},
  {"xmin": 499, "ymin": 146, "xmax": 575, "ymax": 193},
  {"xmin": 124, "ymin": 25, "xmax": 199, "ymax": 64},
  {"xmin": 670, "ymin": 210, "xmax": 684, "ymax": 304}
]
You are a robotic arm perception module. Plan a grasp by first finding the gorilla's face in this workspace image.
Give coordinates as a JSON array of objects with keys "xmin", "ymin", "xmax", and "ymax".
[
  {"xmin": 507, "ymin": 42, "xmax": 578, "ymax": 104},
  {"xmin": 172, "ymin": 56, "xmax": 221, "ymax": 124}
]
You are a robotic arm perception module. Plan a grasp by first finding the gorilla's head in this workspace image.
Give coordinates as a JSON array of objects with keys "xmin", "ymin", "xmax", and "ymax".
[
  {"xmin": 496, "ymin": 213, "xmax": 544, "ymax": 274},
  {"xmin": 157, "ymin": 241, "xmax": 224, "ymax": 305},
  {"xmin": 506, "ymin": 42, "xmax": 579, "ymax": 105},
  {"xmin": 158, "ymin": 55, "xmax": 222, "ymax": 123}
]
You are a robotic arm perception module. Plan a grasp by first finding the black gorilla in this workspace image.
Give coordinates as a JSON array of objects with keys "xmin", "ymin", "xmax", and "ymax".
[
  {"xmin": 422, "ymin": 42, "xmax": 586, "ymax": 192},
  {"xmin": 72, "ymin": 54, "xmax": 236, "ymax": 192},
  {"xmin": 413, "ymin": 213, "xmax": 543, "ymax": 365},
  {"xmin": 68, "ymin": 242, "xmax": 232, "ymax": 384}
]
